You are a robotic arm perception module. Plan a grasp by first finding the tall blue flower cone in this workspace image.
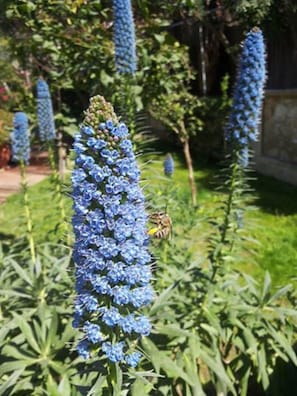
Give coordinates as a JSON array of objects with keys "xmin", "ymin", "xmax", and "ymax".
[
  {"xmin": 11, "ymin": 112, "xmax": 30, "ymax": 164},
  {"xmin": 113, "ymin": 0, "xmax": 137, "ymax": 74},
  {"xmin": 163, "ymin": 153, "xmax": 174, "ymax": 177},
  {"xmin": 72, "ymin": 96, "xmax": 153, "ymax": 366},
  {"xmin": 226, "ymin": 27, "xmax": 266, "ymax": 166},
  {"xmin": 36, "ymin": 79, "xmax": 56, "ymax": 141}
]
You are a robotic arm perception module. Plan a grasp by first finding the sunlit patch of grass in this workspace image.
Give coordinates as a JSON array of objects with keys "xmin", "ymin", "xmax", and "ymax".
[{"xmin": 0, "ymin": 177, "xmax": 72, "ymax": 244}]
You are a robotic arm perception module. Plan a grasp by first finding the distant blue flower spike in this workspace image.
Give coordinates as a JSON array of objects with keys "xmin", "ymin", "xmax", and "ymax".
[
  {"xmin": 72, "ymin": 96, "xmax": 152, "ymax": 366},
  {"xmin": 226, "ymin": 28, "xmax": 266, "ymax": 167},
  {"xmin": 36, "ymin": 79, "xmax": 56, "ymax": 141},
  {"xmin": 11, "ymin": 112, "xmax": 30, "ymax": 164},
  {"xmin": 163, "ymin": 153, "xmax": 174, "ymax": 177},
  {"xmin": 113, "ymin": 0, "xmax": 137, "ymax": 74}
]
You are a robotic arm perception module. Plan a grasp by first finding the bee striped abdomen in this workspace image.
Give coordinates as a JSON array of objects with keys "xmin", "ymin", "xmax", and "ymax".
[{"xmin": 148, "ymin": 212, "xmax": 172, "ymax": 239}]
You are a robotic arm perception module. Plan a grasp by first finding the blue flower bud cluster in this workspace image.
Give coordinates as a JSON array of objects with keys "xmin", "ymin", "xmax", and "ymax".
[
  {"xmin": 11, "ymin": 112, "xmax": 30, "ymax": 164},
  {"xmin": 113, "ymin": 0, "xmax": 137, "ymax": 74},
  {"xmin": 72, "ymin": 96, "xmax": 153, "ymax": 367},
  {"xmin": 36, "ymin": 79, "xmax": 56, "ymax": 141},
  {"xmin": 163, "ymin": 154, "xmax": 174, "ymax": 177},
  {"xmin": 226, "ymin": 28, "xmax": 266, "ymax": 166}
]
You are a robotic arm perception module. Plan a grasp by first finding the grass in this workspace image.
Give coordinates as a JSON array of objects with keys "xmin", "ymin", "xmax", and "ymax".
[
  {"xmin": 0, "ymin": 154, "xmax": 296, "ymax": 287},
  {"xmin": 250, "ymin": 174, "xmax": 297, "ymax": 286},
  {"xmin": 0, "ymin": 177, "xmax": 72, "ymax": 245}
]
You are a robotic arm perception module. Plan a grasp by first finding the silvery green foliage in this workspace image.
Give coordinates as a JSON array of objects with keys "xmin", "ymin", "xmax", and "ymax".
[
  {"xmin": 163, "ymin": 153, "xmax": 174, "ymax": 177},
  {"xmin": 226, "ymin": 28, "xmax": 266, "ymax": 167},
  {"xmin": 37, "ymin": 79, "xmax": 56, "ymax": 141},
  {"xmin": 71, "ymin": 96, "xmax": 153, "ymax": 366},
  {"xmin": 11, "ymin": 112, "xmax": 30, "ymax": 164},
  {"xmin": 113, "ymin": 0, "xmax": 137, "ymax": 74},
  {"xmin": 0, "ymin": 243, "xmax": 82, "ymax": 394}
]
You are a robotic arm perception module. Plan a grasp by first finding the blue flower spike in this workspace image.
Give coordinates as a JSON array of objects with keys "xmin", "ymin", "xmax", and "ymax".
[
  {"xmin": 113, "ymin": 0, "xmax": 137, "ymax": 74},
  {"xmin": 36, "ymin": 78, "xmax": 56, "ymax": 141},
  {"xmin": 11, "ymin": 112, "xmax": 30, "ymax": 164},
  {"xmin": 72, "ymin": 96, "xmax": 153, "ymax": 366},
  {"xmin": 226, "ymin": 27, "xmax": 266, "ymax": 166},
  {"xmin": 163, "ymin": 153, "xmax": 174, "ymax": 177}
]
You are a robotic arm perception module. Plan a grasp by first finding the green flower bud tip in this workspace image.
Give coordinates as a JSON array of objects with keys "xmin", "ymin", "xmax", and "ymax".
[{"xmin": 84, "ymin": 96, "xmax": 118, "ymax": 130}]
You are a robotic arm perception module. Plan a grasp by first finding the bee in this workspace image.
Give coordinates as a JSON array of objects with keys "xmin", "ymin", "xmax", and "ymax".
[{"xmin": 148, "ymin": 211, "xmax": 172, "ymax": 239}]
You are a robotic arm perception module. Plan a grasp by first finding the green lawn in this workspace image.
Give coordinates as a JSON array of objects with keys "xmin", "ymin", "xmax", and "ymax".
[
  {"xmin": 250, "ymin": 174, "xmax": 297, "ymax": 286},
  {"xmin": 0, "ymin": 177, "xmax": 72, "ymax": 245},
  {"xmin": 0, "ymin": 155, "xmax": 296, "ymax": 287}
]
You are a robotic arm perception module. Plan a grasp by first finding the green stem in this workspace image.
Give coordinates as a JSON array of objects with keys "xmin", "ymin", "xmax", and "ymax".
[
  {"xmin": 164, "ymin": 177, "xmax": 171, "ymax": 211},
  {"xmin": 47, "ymin": 142, "xmax": 69, "ymax": 237},
  {"xmin": 210, "ymin": 160, "xmax": 243, "ymax": 282},
  {"xmin": 20, "ymin": 160, "xmax": 36, "ymax": 262}
]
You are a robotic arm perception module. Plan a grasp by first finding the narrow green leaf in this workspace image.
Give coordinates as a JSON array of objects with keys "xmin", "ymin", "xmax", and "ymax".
[
  {"xmin": 46, "ymin": 374, "xmax": 60, "ymax": 396},
  {"xmin": 261, "ymin": 272, "xmax": 271, "ymax": 303},
  {"xmin": 10, "ymin": 376, "xmax": 34, "ymax": 394},
  {"xmin": 86, "ymin": 374, "xmax": 106, "ymax": 396},
  {"xmin": 141, "ymin": 338, "xmax": 162, "ymax": 372},
  {"xmin": 0, "ymin": 325, "xmax": 10, "ymax": 344},
  {"xmin": 113, "ymin": 363, "xmax": 123, "ymax": 396},
  {"xmin": 58, "ymin": 375, "xmax": 71, "ymax": 395},
  {"xmin": 199, "ymin": 349, "xmax": 236, "ymax": 395},
  {"xmin": 0, "ymin": 369, "xmax": 24, "ymax": 395},
  {"xmin": 131, "ymin": 377, "xmax": 154, "ymax": 395},
  {"xmin": 10, "ymin": 259, "xmax": 33, "ymax": 286},
  {"xmin": 267, "ymin": 284, "xmax": 292, "ymax": 305},
  {"xmin": 239, "ymin": 366, "xmax": 251, "ymax": 396},
  {"xmin": 150, "ymin": 283, "xmax": 176, "ymax": 316},
  {"xmin": 0, "ymin": 360, "xmax": 29, "ymax": 377},
  {"xmin": 158, "ymin": 354, "xmax": 195, "ymax": 386},
  {"xmin": 155, "ymin": 324, "xmax": 191, "ymax": 338},
  {"xmin": 183, "ymin": 354, "xmax": 206, "ymax": 396},
  {"xmin": 266, "ymin": 322, "xmax": 297, "ymax": 365},
  {"xmin": 0, "ymin": 290, "xmax": 31, "ymax": 299},
  {"xmin": 242, "ymin": 328, "xmax": 258, "ymax": 357},
  {"xmin": 45, "ymin": 309, "xmax": 59, "ymax": 350},
  {"xmin": 2, "ymin": 345, "xmax": 37, "ymax": 363},
  {"xmin": 257, "ymin": 345, "xmax": 269, "ymax": 390},
  {"xmin": 49, "ymin": 360, "xmax": 68, "ymax": 375},
  {"xmin": 13, "ymin": 314, "xmax": 41, "ymax": 354},
  {"xmin": 200, "ymin": 323, "xmax": 219, "ymax": 337}
]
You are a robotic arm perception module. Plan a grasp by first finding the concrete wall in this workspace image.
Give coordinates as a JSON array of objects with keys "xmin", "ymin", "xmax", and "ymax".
[{"xmin": 254, "ymin": 90, "xmax": 297, "ymax": 185}]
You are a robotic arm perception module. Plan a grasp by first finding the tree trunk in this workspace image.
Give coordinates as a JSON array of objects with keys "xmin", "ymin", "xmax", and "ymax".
[{"xmin": 183, "ymin": 137, "xmax": 197, "ymax": 207}]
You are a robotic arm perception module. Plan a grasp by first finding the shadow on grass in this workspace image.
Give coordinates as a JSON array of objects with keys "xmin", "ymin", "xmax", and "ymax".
[
  {"xmin": 250, "ymin": 172, "xmax": 297, "ymax": 215},
  {"xmin": 143, "ymin": 139, "xmax": 297, "ymax": 216},
  {"xmin": 192, "ymin": 154, "xmax": 297, "ymax": 216}
]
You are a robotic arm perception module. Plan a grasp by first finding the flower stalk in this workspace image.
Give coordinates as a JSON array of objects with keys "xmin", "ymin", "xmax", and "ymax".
[
  {"xmin": 209, "ymin": 28, "xmax": 266, "ymax": 282},
  {"xmin": 47, "ymin": 142, "xmax": 68, "ymax": 235},
  {"xmin": 72, "ymin": 96, "xmax": 153, "ymax": 370},
  {"xmin": 20, "ymin": 160, "xmax": 36, "ymax": 263},
  {"xmin": 226, "ymin": 27, "xmax": 266, "ymax": 166},
  {"xmin": 113, "ymin": 0, "xmax": 139, "ymax": 140},
  {"xmin": 163, "ymin": 153, "xmax": 174, "ymax": 177},
  {"xmin": 36, "ymin": 78, "xmax": 56, "ymax": 142},
  {"xmin": 11, "ymin": 112, "xmax": 35, "ymax": 262},
  {"xmin": 113, "ymin": 0, "xmax": 137, "ymax": 74}
]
